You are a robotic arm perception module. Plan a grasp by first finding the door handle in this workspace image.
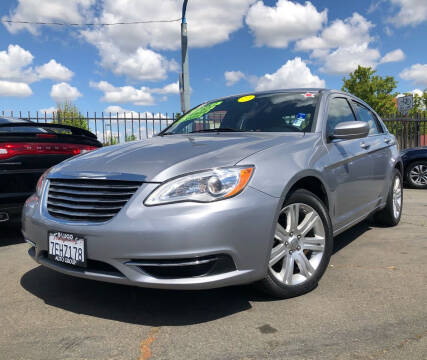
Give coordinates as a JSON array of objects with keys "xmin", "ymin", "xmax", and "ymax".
[
  {"xmin": 384, "ymin": 138, "xmax": 392, "ymax": 144},
  {"xmin": 360, "ymin": 142, "xmax": 370, "ymax": 150}
]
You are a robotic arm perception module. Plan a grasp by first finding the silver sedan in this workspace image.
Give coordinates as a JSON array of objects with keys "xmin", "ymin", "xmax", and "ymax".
[{"xmin": 22, "ymin": 89, "xmax": 403, "ymax": 298}]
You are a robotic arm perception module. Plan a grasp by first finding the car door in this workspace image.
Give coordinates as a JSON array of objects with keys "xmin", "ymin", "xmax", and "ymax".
[
  {"xmin": 323, "ymin": 96, "xmax": 374, "ymax": 230},
  {"xmin": 350, "ymin": 100, "xmax": 390, "ymax": 202}
]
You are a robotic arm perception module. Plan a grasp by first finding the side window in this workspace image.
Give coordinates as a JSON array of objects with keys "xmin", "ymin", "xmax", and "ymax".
[
  {"xmin": 326, "ymin": 97, "xmax": 356, "ymax": 137},
  {"xmin": 352, "ymin": 102, "xmax": 383, "ymax": 135}
]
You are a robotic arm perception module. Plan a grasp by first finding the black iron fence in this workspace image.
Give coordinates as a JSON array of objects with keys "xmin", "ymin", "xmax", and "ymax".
[
  {"xmin": 1, "ymin": 110, "xmax": 177, "ymax": 145},
  {"xmin": 2, "ymin": 111, "xmax": 426, "ymax": 149},
  {"xmin": 382, "ymin": 115, "xmax": 427, "ymax": 149}
]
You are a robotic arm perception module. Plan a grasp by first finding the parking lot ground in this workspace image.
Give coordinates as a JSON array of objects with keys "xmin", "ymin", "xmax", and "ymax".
[{"xmin": 0, "ymin": 189, "xmax": 426, "ymax": 360}]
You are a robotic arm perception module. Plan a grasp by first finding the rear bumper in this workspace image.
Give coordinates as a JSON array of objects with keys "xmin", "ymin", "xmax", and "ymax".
[{"xmin": 22, "ymin": 184, "xmax": 280, "ymax": 290}]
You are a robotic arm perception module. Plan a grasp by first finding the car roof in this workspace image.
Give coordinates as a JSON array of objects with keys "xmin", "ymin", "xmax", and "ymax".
[
  {"xmin": 0, "ymin": 117, "xmax": 33, "ymax": 124},
  {"xmin": 209, "ymin": 88, "xmax": 361, "ymax": 104}
]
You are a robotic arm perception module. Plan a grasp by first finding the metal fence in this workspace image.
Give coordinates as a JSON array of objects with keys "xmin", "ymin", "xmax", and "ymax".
[
  {"xmin": 1, "ymin": 111, "xmax": 177, "ymax": 145},
  {"xmin": 2, "ymin": 110, "xmax": 427, "ymax": 149},
  {"xmin": 382, "ymin": 115, "xmax": 427, "ymax": 149}
]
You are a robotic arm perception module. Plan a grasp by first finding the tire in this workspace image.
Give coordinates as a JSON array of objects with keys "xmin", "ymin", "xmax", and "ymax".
[
  {"xmin": 405, "ymin": 161, "xmax": 427, "ymax": 189},
  {"xmin": 256, "ymin": 189, "xmax": 333, "ymax": 299},
  {"xmin": 373, "ymin": 168, "xmax": 403, "ymax": 227}
]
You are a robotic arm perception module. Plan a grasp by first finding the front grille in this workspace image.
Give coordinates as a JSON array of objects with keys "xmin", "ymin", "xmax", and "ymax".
[{"xmin": 47, "ymin": 178, "xmax": 142, "ymax": 222}]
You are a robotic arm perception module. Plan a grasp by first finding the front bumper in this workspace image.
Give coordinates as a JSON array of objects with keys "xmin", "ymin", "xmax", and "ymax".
[{"xmin": 22, "ymin": 183, "xmax": 279, "ymax": 290}]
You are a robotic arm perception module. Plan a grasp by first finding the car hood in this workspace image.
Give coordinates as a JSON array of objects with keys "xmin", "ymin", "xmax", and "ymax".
[{"xmin": 49, "ymin": 133, "xmax": 304, "ymax": 182}]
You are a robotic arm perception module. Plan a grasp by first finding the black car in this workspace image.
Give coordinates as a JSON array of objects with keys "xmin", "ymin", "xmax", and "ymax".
[
  {"xmin": 401, "ymin": 147, "xmax": 427, "ymax": 189},
  {"xmin": 0, "ymin": 117, "xmax": 102, "ymax": 223}
]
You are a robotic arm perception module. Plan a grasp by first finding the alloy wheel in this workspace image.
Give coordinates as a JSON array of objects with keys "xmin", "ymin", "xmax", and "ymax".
[
  {"xmin": 392, "ymin": 176, "xmax": 402, "ymax": 219},
  {"xmin": 269, "ymin": 203, "xmax": 325, "ymax": 286},
  {"xmin": 409, "ymin": 164, "xmax": 427, "ymax": 186}
]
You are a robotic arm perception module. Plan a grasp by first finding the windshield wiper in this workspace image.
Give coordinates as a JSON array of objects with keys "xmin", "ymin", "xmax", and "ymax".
[{"xmin": 189, "ymin": 128, "xmax": 242, "ymax": 133}]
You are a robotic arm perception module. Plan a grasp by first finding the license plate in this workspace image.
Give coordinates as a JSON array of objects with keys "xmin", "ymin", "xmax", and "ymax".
[{"xmin": 48, "ymin": 231, "xmax": 86, "ymax": 267}]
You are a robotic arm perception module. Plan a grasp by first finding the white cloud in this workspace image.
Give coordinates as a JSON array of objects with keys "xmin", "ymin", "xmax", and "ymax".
[
  {"xmin": 2, "ymin": 0, "xmax": 95, "ymax": 34},
  {"xmin": 295, "ymin": 13, "xmax": 374, "ymax": 52},
  {"xmin": 380, "ymin": 49, "xmax": 405, "ymax": 64},
  {"xmin": 388, "ymin": 0, "xmax": 427, "ymax": 27},
  {"xmin": 400, "ymin": 64, "xmax": 427, "ymax": 87},
  {"xmin": 255, "ymin": 57, "xmax": 325, "ymax": 91},
  {"xmin": 84, "ymin": 40, "xmax": 176, "ymax": 82},
  {"xmin": 0, "ymin": 80, "xmax": 32, "ymax": 97},
  {"xmin": 90, "ymin": 81, "xmax": 155, "ymax": 106},
  {"xmin": 39, "ymin": 106, "xmax": 57, "ymax": 114},
  {"xmin": 36, "ymin": 59, "xmax": 73, "ymax": 81},
  {"xmin": 320, "ymin": 43, "xmax": 381, "ymax": 75},
  {"xmin": 91, "ymin": 80, "xmax": 179, "ymax": 105},
  {"xmin": 103, "ymin": 106, "xmax": 171, "ymax": 120},
  {"xmin": 152, "ymin": 82, "xmax": 180, "ymax": 95},
  {"xmin": 225, "ymin": 71, "xmax": 246, "ymax": 86},
  {"xmin": 0, "ymin": 44, "xmax": 74, "ymax": 95},
  {"xmin": 3, "ymin": 1, "xmax": 255, "ymax": 84},
  {"xmin": 396, "ymin": 89, "xmax": 424, "ymax": 98},
  {"xmin": 246, "ymin": 0, "xmax": 327, "ymax": 48},
  {"xmin": 50, "ymin": 82, "xmax": 82, "ymax": 102},
  {"xmin": 104, "ymin": 105, "xmax": 138, "ymax": 116},
  {"xmin": 411, "ymin": 89, "xmax": 425, "ymax": 97},
  {"xmin": 82, "ymin": 0, "xmax": 256, "ymax": 52},
  {"xmin": 0, "ymin": 44, "xmax": 37, "ymax": 82},
  {"xmin": 294, "ymin": 13, "xmax": 392, "ymax": 75},
  {"xmin": 78, "ymin": 0, "xmax": 255, "ymax": 82}
]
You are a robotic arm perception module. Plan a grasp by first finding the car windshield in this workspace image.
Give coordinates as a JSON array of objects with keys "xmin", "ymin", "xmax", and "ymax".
[{"xmin": 164, "ymin": 92, "xmax": 318, "ymax": 135}]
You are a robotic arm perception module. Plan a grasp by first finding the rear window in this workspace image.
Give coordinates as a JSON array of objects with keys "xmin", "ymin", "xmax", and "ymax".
[
  {"xmin": 0, "ymin": 126, "xmax": 48, "ymax": 133},
  {"xmin": 0, "ymin": 117, "xmax": 31, "ymax": 124}
]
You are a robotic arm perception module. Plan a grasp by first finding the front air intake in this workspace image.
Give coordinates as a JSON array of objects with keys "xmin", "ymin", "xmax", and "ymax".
[{"xmin": 46, "ymin": 178, "xmax": 142, "ymax": 222}]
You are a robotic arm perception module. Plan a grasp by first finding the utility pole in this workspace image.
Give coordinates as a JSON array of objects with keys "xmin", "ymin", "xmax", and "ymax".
[{"xmin": 180, "ymin": 0, "xmax": 190, "ymax": 114}]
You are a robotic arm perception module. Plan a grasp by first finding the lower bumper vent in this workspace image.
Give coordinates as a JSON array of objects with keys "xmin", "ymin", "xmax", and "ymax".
[{"xmin": 126, "ymin": 255, "xmax": 236, "ymax": 279}]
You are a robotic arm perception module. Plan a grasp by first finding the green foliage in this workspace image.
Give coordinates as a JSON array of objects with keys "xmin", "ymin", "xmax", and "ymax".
[
  {"xmin": 342, "ymin": 66, "xmax": 398, "ymax": 115},
  {"xmin": 408, "ymin": 91, "xmax": 427, "ymax": 117},
  {"xmin": 54, "ymin": 101, "xmax": 88, "ymax": 130},
  {"xmin": 125, "ymin": 134, "xmax": 137, "ymax": 142},
  {"xmin": 103, "ymin": 136, "xmax": 118, "ymax": 146}
]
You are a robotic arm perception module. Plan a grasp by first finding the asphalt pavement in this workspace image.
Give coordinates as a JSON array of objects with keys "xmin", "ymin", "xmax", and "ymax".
[{"xmin": 0, "ymin": 189, "xmax": 426, "ymax": 360}]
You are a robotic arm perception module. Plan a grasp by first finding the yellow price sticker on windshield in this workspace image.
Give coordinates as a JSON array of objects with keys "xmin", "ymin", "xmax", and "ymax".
[{"xmin": 238, "ymin": 95, "xmax": 255, "ymax": 103}]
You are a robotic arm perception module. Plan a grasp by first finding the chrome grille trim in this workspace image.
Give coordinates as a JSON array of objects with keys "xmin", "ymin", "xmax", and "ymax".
[
  {"xmin": 48, "ymin": 186, "xmax": 136, "ymax": 196},
  {"xmin": 47, "ymin": 178, "xmax": 142, "ymax": 222}
]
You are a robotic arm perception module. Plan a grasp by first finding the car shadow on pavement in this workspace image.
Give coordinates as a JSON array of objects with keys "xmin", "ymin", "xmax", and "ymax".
[
  {"xmin": 21, "ymin": 266, "xmax": 257, "ymax": 326},
  {"xmin": 333, "ymin": 220, "xmax": 372, "ymax": 254},
  {"xmin": 0, "ymin": 223, "xmax": 24, "ymax": 247},
  {"xmin": 20, "ymin": 220, "xmax": 373, "ymax": 327}
]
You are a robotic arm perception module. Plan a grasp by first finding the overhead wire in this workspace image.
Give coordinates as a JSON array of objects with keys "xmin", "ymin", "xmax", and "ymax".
[{"xmin": 1, "ymin": 18, "xmax": 182, "ymax": 27}]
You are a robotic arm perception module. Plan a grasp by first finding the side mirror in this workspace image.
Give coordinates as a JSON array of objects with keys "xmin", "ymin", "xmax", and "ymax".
[{"xmin": 331, "ymin": 121, "xmax": 369, "ymax": 140}]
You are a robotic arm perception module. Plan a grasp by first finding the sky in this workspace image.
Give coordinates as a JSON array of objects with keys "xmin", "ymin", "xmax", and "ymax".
[{"xmin": 0, "ymin": 0, "xmax": 426, "ymax": 117}]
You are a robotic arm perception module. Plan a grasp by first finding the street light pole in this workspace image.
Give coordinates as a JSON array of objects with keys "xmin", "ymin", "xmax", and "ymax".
[{"xmin": 180, "ymin": 0, "xmax": 190, "ymax": 114}]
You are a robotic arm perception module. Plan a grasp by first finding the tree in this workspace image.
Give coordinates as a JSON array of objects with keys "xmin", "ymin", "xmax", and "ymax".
[
  {"xmin": 54, "ymin": 101, "xmax": 88, "ymax": 130},
  {"xmin": 408, "ymin": 91, "xmax": 427, "ymax": 117},
  {"xmin": 342, "ymin": 66, "xmax": 398, "ymax": 115}
]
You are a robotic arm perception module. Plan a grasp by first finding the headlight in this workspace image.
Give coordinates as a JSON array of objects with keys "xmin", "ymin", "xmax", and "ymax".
[
  {"xmin": 36, "ymin": 169, "xmax": 51, "ymax": 197},
  {"xmin": 144, "ymin": 166, "xmax": 254, "ymax": 206}
]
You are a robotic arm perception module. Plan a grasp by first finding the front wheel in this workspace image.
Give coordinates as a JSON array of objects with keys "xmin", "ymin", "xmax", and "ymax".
[{"xmin": 257, "ymin": 189, "xmax": 333, "ymax": 299}]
